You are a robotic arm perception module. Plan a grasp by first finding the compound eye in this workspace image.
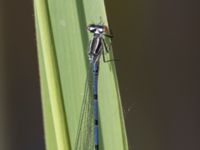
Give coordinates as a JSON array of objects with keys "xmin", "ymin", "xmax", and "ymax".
[
  {"xmin": 98, "ymin": 28, "xmax": 104, "ymax": 33},
  {"xmin": 89, "ymin": 27, "xmax": 96, "ymax": 32},
  {"xmin": 88, "ymin": 24, "xmax": 96, "ymax": 32}
]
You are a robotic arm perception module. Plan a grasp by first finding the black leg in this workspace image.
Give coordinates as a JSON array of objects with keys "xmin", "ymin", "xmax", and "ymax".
[
  {"xmin": 102, "ymin": 48, "xmax": 113, "ymax": 63},
  {"xmin": 104, "ymin": 34, "xmax": 113, "ymax": 38},
  {"xmin": 102, "ymin": 50, "xmax": 119, "ymax": 63},
  {"xmin": 102, "ymin": 47, "xmax": 108, "ymax": 62},
  {"xmin": 102, "ymin": 38, "xmax": 110, "ymax": 53},
  {"xmin": 102, "ymin": 39, "xmax": 119, "ymax": 63}
]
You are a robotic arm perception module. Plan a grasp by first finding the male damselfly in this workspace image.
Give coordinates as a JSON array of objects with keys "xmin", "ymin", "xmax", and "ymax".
[{"xmin": 75, "ymin": 23, "xmax": 113, "ymax": 150}]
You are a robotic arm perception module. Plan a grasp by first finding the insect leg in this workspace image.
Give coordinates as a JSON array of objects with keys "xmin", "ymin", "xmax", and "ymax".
[{"xmin": 102, "ymin": 38, "xmax": 119, "ymax": 63}]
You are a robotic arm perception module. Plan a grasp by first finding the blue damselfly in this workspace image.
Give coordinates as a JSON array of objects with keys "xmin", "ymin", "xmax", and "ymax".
[{"xmin": 75, "ymin": 23, "xmax": 113, "ymax": 150}]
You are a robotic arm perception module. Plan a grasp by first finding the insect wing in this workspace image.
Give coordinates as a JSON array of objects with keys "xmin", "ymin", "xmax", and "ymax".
[{"xmin": 74, "ymin": 64, "xmax": 95, "ymax": 150}]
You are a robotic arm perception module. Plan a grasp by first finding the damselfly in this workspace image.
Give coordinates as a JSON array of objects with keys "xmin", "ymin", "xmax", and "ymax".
[{"xmin": 75, "ymin": 23, "xmax": 113, "ymax": 150}]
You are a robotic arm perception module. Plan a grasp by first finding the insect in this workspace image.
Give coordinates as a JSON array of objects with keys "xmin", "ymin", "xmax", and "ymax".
[
  {"xmin": 75, "ymin": 23, "xmax": 113, "ymax": 150},
  {"xmin": 87, "ymin": 24, "xmax": 113, "ymax": 64}
]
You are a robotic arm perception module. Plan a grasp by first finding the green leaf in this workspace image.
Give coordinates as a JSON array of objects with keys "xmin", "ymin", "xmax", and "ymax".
[{"xmin": 34, "ymin": 0, "xmax": 129, "ymax": 149}]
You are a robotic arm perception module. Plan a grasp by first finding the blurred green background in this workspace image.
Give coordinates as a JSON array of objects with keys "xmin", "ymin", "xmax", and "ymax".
[{"xmin": 0, "ymin": 0, "xmax": 200, "ymax": 150}]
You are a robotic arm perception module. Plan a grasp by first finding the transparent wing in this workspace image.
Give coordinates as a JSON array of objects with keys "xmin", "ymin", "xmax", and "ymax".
[{"xmin": 74, "ymin": 63, "xmax": 95, "ymax": 150}]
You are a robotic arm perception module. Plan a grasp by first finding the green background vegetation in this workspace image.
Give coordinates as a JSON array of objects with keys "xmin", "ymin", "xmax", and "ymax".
[{"xmin": 34, "ymin": 0, "xmax": 128, "ymax": 149}]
